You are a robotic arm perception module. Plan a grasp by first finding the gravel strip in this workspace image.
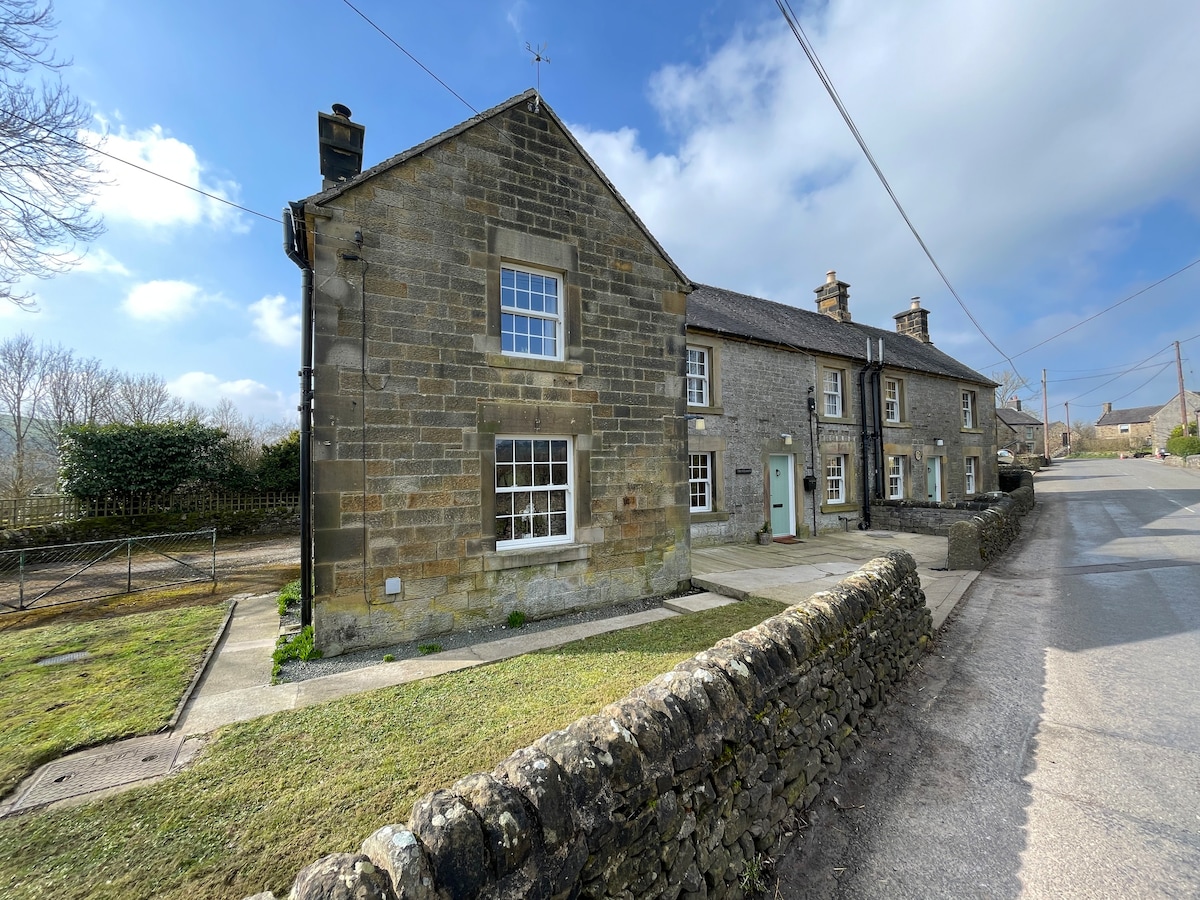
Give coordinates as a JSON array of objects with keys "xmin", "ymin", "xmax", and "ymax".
[{"xmin": 277, "ymin": 592, "xmax": 698, "ymax": 683}]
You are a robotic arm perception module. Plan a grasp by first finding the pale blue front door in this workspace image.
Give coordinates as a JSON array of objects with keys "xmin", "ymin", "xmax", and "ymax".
[{"xmin": 769, "ymin": 454, "xmax": 794, "ymax": 537}]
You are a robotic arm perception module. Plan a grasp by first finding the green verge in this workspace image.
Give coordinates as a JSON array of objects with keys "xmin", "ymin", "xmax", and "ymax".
[
  {"xmin": 0, "ymin": 603, "xmax": 228, "ymax": 797},
  {"xmin": 0, "ymin": 598, "xmax": 785, "ymax": 900}
]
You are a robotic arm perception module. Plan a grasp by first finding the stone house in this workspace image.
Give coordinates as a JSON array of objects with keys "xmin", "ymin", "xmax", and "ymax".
[
  {"xmin": 1149, "ymin": 390, "xmax": 1200, "ymax": 450},
  {"xmin": 286, "ymin": 92, "xmax": 692, "ymax": 655},
  {"xmin": 1094, "ymin": 402, "xmax": 1156, "ymax": 448},
  {"xmin": 684, "ymin": 277, "xmax": 999, "ymax": 546},
  {"xmin": 996, "ymin": 400, "xmax": 1044, "ymax": 455}
]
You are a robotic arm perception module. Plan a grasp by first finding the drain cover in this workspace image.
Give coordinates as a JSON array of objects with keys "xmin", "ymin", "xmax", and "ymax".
[
  {"xmin": 36, "ymin": 651, "xmax": 91, "ymax": 666},
  {"xmin": 9, "ymin": 733, "xmax": 183, "ymax": 812}
]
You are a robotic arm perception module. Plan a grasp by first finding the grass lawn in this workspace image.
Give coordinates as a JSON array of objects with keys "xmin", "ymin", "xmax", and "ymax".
[
  {"xmin": 0, "ymin": 597, "xmax": 785, "ymax": 900},
  {"xmin": 0, "ymin": 601, "xmax": 230, "ymax": 797}
]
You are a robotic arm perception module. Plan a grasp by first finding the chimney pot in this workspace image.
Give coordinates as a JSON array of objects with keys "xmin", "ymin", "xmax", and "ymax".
[
  {"xmin": 331, "ymin": 103, "xmax": 352, "ymax": 120},
  {"xmin": 826, "ymin": 270, "xmax": 837, "ymax": 284},
  {"xmin": 910, "ymin": 297, "xmax": 921, "ymax": 310}
]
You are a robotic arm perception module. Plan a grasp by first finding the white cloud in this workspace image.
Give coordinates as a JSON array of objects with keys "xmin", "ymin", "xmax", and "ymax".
[
  {"xmin": 82, "ymin": 122, "xmax": 246, "ymax": 232},
  {"xmin": 249, "ymin": 294, "xmax": 300, "ymax": 347},
  {"xmin": 71, "ymin": 247, "xmax": 131, "ymax": 277},
  {"xmin": 122, "ymin": 280, "xmax": 213, "ymax": 321},
  {"xmin": 569, "ymin": 0, "xmax": 1200, "ymax": 341},
  {"xmin": 168, "ymin": 371, "xmax": 293, "ymax": 422}
]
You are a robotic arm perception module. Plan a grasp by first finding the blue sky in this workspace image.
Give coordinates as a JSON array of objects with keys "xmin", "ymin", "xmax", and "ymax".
[{"xmin": 6, "ymin": 0, "xmax": 1200, "ymax": 429}]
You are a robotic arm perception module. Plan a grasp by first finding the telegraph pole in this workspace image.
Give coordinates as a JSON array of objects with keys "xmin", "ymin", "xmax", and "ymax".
[
  {"xmin": 1042, "ymin": 368, "xmax": 1050, "ymax": 459},
  {"xmin": 1064, "ymin": 401, "xmax": 1071, "ymax": 455},
  {"xmin": 1177, "ymin": 341, "xmax": 1188, "ymax": 434}
]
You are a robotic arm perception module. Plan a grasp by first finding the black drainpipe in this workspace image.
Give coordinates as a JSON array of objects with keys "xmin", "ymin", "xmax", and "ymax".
[
  {"xmin": 284, "ymin": 203, "xmax": 314, "ymax": 628},
  {"xmin": 858, "ymin": 363, "xmax": 872, "ymax": 529}
]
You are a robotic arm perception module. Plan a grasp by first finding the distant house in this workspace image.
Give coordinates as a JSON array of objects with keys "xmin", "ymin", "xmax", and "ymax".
[
  {"xmin": 1094, "ymin": 402, "xmax": 1156, "ymax": 448},
  {"xmin": 1149, "ymin": 391, "xmax": 1200, "ymax": 449},
  {"xmin": 996, "ymin": 400, "xmax": 1044, "ymax": 456},
  {"xmin": 286, "ymin": 92, "xmax": 691, "ymax": 655},
  {"xmin": 684, "ymin": 277, "xmax": 998, "ymax": 546}
]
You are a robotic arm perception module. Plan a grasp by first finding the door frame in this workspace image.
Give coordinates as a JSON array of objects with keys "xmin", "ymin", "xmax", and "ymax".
[{"xmin": 768, "ymin": 453, "xmax": 796, "ymax": 537}]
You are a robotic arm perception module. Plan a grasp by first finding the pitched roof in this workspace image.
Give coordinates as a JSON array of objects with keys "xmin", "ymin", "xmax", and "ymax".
[
  {"xmin": 996, "ymin": 407, "xmax": 1041, "ymax": 426},
  {"xmin": 298, "ymin": 90, "xmax": 689, "ymax": 287},
  {"xmin": 1095, "ymin": 405, "xmax": 1158, "ymax": 426},
  {"xmin": 687, "ymin": 283, "xmax": 995, "ymax": 386}
]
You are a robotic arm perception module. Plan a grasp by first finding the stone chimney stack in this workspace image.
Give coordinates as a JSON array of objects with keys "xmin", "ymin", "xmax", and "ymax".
[
  {"xmin": 814, "ymin": 270, "xmax": 852, "ymax": 323},
  {"xmin": 893, "ymin": 297, "xmax": 931, "ymax": 344},
  {"xmin": 318, "ymin": 103, "xmax": 366, "ymax": 190},
  {"xmin": 1102, "ymin": 402, "xmax": 1112, "ymax": 416}
]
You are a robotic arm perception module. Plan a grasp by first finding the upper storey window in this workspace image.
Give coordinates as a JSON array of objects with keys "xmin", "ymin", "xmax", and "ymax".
[{"xmin": 501, "ymin": 265, "xmax": 562, "ymax": 360}]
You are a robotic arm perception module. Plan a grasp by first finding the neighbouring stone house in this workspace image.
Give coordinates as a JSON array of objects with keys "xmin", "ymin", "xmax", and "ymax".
[
  {"xmin": 684, "ymin": 279, "xmax": 999, "ymax": 546},
  {"xmin": 997, "ymin": 399, "xmax": 1044, "ymax": 455},
  {"xmin": 287, "ymin": 92, "xmax": 692, "ymax": 655},
  {"xmin": 1094, "ymin": 402, "xmax": 1156, "ymax": 447},
  {"xmin": 1149, "ymin": 390, "xmax": 1200, "ymax": 450}
]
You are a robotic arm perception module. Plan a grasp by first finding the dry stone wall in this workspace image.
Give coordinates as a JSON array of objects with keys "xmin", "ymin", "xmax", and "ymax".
[
  {"xmin": 249, "ymin": 550, "xmax": 932, "ymax": 900},
  {"xmin": 946, "ymin": 486, "xmax": 1034, "ymax": 571}
]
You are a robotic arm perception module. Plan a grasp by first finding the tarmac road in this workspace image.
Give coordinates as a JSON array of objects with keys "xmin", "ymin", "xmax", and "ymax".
[{"xmin": 774, "ymin": 458, "xmax": 1200, "ymax": 898}]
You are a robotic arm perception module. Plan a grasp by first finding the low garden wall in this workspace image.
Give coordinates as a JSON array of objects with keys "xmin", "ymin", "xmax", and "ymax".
[
  {"xmin": 247, "ymin": 550, "xmax": 932, "ymax": 900},
  {"xmin": 946, "ymin": 483, "xmax": 1035, "ymax": 571},
  {"xmin": 869, "ymin": 498, "xmax": 999, "ymax": 536}
]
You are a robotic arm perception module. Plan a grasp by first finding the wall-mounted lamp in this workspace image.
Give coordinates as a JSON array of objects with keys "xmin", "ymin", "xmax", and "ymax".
[
  {"xmin": 686, "ymin": 414, "xmax": 706, "ymax": 431},
  {"xmin": 935, "ymin": 438, "xmax": 944, "ymax": 446},
  {"xmin": 781, "ymin": 433, "xmax": 793, "ymax": 445}
]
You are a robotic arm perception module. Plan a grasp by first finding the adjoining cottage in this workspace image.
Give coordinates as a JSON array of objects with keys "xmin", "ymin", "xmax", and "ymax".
[
  {"xmin": 285, "ymin": 92, "xmax": 692, "ymax": 656},
  {"xmin": 685, "ymin": 279, "xmax": 999, "ymax": 546},
  {"xmin": 997, "ymin": 399, "xmax": 1044, "ymax": 456}
]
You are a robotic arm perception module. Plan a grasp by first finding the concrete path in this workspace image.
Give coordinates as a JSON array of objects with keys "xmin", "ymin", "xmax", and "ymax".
[{"xmin": 1, "ymin": 530, "xmax": 975, "ymax": 816}]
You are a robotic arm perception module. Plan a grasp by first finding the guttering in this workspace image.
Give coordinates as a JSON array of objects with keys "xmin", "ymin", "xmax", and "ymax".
[{"xmin": 283, "ymin": 202, "xmax": 314, "ymax": 629}]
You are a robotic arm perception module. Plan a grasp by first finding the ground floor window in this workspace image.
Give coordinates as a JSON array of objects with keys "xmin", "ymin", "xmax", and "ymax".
[
  {"xmin": 689, "ymin": 452, "xmax": 713, "ymax": 512},
  {"xmin": 495, "ymin": 436, "xmax": 572, "ymax": 548},
  {"xmin": 825, "ymin": 454, "xmax": 847, "ymax": 504},
  {"xmin": 965, "ymin": 455, "xmax": 978, "ymax": 495},
  {"xmin": 887, "ymin": 455, "xmax": 905, "ymax": 499}
]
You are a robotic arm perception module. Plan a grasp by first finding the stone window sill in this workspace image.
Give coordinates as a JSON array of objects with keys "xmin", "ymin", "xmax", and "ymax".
[
  {"xmin": 484, "ymin": 543, "xmax": 591, "ymax": 572},
  {"xmin": 689, "ymin": 510, "xmax": 730, "ymax": 524},
  {"xmin": 486, "ymin": 354, "xmax": 584, "ymax": 376}
]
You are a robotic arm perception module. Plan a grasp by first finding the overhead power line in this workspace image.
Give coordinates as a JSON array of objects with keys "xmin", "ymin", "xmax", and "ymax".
[
  {"xmin": 993, "ymin": 256, "xmax": 1200, "ymax": 368},
  {"xmin": 775, "ymin": 0, "xmax": 1022, "ymax": 383},
  {"xmin": 1066, "ymin": 344, "xmax": 1176, "ymax": 404}
]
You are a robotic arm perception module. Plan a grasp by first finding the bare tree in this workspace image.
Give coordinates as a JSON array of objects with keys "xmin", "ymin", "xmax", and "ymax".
[
  {"xmin": 109, "ymin": 372, "xmax": 185, "ymax": 424},
  {"xmin": 1, "ymin": 0, "xmax": 106, "ymax": 307},
  {"xmin": 0, "ymin": 331, "xmax": 55, "ymax": 494},
  {"xmin": 33, "ymin": 345, "xmax": 115, "ymax": 436},
  {"xmin": 991, "ymin": 370, "xmax": 1030, "ymax": 409}
]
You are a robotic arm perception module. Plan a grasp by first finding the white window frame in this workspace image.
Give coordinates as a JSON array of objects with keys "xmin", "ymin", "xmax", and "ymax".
[
  {"xmin": 965, "ymin": 456, "xmax": 978, "ymax": 495},
  {"xmin": 689, "ymin": 452, "xmax": 713, "ymax": 512},
  {"xmin": 825, "ymin": 454, "xmax": 846, "ymax": 504},
  {"xmin": 823, "ymin": 369, "xmax": 843, "ymax": 418},
  {"xmin": 1118, "ymin": 423, "xmax": 1131, "ymax": 434},
  {"xmin": 887, "ymin": 455, "xmax": 905, "ymax": 500},
  {"xmin": 495, "ymin": 436, "xmax": 573, "ymax": 549},
  {"xmin": 961, "ymin": 390, "xmax": 976, "ymax": 429},
  {"xmin": 500, "ymin": 264, "xmax": 563, "ymax": 361},
  {"xmin": 686, "ymin": 347, "xmax": 710, "ymax": 407},
  {"xmin": 885, "ymin": 378, "xmax": 902, "ymax": 423}
]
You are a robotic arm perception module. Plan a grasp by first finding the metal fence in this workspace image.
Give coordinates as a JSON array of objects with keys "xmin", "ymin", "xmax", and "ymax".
[
  {"xmin": 0, "ymin": 492, "xmax": 301, "ymax": 528},
  {"xmin": 0, "ymin": 528, "xmax": 217, "ymax": 613}
]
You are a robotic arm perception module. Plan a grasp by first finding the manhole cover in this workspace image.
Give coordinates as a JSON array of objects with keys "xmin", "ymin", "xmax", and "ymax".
[
  {"xmin": 36, "ymin": 651, "xmax": 91, "ymax": 666},
  {"xmin": 9, "ymin": 733, "xmax": 183, "ymax": 812}
]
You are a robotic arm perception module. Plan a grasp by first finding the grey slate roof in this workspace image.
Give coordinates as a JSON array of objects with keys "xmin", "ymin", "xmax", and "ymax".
[
  {"xmin": 1095, "ymin": 405, "xmax": 1157, "ymax": 426},
  {"xmin": 687, "ymin": 284, "xmax": 995, "ymax": 386},
  {"xmin": 996, "ymin": 406, "xmax": 1041, "ymax": 427}
]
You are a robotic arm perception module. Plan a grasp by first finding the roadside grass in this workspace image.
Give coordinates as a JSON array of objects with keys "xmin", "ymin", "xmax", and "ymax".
[
  {"xmin": 0, "ymin": 602, "xmax": 229, "ymax": 797},
  {"xmin": 0, "ymin": 597, "xmax": 786, "ymax": 900}
]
